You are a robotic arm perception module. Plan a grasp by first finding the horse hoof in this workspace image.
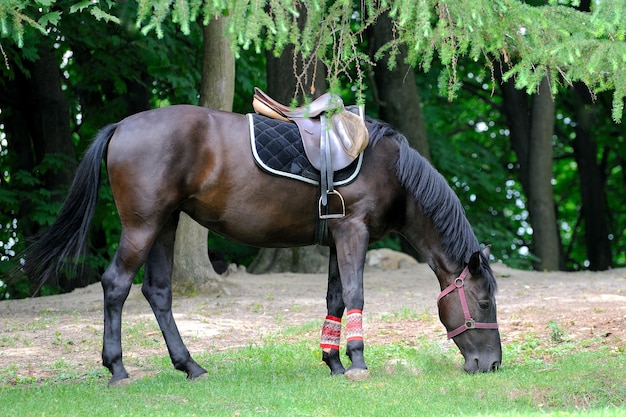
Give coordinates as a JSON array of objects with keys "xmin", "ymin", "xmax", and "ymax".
[
  {"xmin": 108, "ymin": 377, "xmax": 131, "ymax": 387},
  {"xmin": 190, "ymin": 372, "xmax": 209, "ymax": 382},
  {"xmin": 345, "ymin": 368, "xmax": 370, "ymax": 381}
]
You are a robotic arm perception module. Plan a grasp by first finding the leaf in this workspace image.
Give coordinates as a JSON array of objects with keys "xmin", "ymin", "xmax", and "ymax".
[
  {"xmin": 90, "ymin": 7, "xmax": 120, "ymax": 24},
  {"xmin": 11, "ymin": 171, "xmax": 40, "ymax": 187},
  {"xmin": 38, "ymin": 11, "xmax": 62, "ymax": 27},
  {"xmin": 70, "ymin": 1, "xmax": 94, "ymax": 14}
]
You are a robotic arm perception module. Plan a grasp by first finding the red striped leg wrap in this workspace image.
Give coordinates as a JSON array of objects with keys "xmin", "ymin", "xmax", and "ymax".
[
  {"xmin": 320, "ymin": 315, "xmax": 342, "ymax": 350},
  {"xmin": 346, "ymin": 309, "xmax": 364, "ymax": 342}
]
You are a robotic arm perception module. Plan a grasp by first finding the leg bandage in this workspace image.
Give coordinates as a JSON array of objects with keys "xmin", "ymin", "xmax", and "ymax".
[
  {"xmin": 320, "ymin": 315, "xmax": 342, "ymax": 350},
  {"xmin": 346, "ymin": 309, "xmax": 364, "ymax": 342}
]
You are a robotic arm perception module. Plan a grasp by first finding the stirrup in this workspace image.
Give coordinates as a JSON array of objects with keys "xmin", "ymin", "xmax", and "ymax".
[{"xmin": 318, "ymin": 190, "xmax": 346, "ymax": 219}]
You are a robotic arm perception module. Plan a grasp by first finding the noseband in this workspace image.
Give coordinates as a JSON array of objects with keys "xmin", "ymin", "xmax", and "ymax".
[{"xmin": 437, "ymin": 266, "xmax": 499, "ymax": 339}]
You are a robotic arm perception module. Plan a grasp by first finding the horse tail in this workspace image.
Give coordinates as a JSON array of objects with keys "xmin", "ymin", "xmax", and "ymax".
[{"xmin": 23, "ymin": 123, "xmax": 118, "ymax": 293}]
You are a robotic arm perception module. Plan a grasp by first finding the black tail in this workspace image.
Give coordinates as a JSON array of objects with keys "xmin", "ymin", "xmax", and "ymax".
[{"xmin": 22, "ymin": 124, "xmax": 118, "ymax": 293}]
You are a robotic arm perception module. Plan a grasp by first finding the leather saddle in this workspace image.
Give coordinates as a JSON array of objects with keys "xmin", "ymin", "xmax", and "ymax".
[{"xmin": 252, "ymin": 87, "xmax": 368, "ymax": 172}]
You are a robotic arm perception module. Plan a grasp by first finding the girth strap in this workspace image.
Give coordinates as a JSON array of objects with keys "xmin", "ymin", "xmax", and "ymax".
[{"xmin": 320, "ymin": 115, "xmax": 332, "ymax": 207}]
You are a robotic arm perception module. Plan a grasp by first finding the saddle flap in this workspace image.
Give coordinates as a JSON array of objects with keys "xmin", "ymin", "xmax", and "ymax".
[
  {"xmin": 329, "ymin": 110, "xmax": 369, "ymax": 158},
  {"xmin": 295, "ymin": 119, "xmax": 322, "ymax": 168},
  {"xmin": 298, "ymin": 112, "xmax": 368, "ymax": 172}
]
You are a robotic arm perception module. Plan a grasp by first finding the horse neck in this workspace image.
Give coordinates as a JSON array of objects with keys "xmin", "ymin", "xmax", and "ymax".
[{"xmin": 400, "ymin": 199, "xmax": 474, "ymax": 290}]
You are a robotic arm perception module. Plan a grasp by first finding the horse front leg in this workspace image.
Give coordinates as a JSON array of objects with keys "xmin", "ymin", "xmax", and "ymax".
[
  {"xmin": 141, "ymin": 213, "xmax": 207, "ymax": 380},
  {"xmin": 334, "ymin": 222, "xmax": 370, "ymax": 380},
  {"xmin": 321, "ymin": 247, "xmax": 346, "ymax": 375}
]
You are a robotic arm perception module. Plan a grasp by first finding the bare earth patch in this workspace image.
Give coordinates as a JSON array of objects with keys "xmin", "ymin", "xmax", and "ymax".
[{"xmin": 1, "ymin": 262, "xmax": 624, "ymax": 381}]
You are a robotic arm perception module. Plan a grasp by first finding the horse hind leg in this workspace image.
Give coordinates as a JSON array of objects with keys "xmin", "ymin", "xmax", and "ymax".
[
  {"xmin": 101, "ymin": 230, "xmax": 153, "ymax": 385},
  {"xmin": 141, "ymin": 212, "xmax": 207, "ymax": 380}
]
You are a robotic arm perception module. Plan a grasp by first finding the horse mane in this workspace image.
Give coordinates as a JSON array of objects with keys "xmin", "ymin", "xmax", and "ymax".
[{"xmin": 366, "ymin": 118, "xmax": 497, "ymax": 295}]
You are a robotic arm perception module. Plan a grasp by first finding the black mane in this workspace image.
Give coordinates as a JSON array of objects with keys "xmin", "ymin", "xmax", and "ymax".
[{"xmin": 367, "ymin": 118, "xmax": 497, "ymax": 295}]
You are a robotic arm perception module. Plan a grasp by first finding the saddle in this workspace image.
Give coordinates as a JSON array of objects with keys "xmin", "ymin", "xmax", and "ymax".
[
  {"xmin": 252, "ymin": 87, "xmax": 368, "ymax": 172},
  {"xmin": 252, "ymin": 87, "xmax": 369, "ymax": 221}
]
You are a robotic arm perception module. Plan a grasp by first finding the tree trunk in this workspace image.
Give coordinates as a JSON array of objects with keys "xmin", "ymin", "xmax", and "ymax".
[
  {"xmin": 248, "ymin": 10, "xmax": 328, "ymax": 275},
  {"xmin": 370, "ymin": 12, "xmax": 431, "ymax": 161},
  {"xmin": 527, "ymin": 77, "xmax": 560, "ymax": 271},
  {"xmin": 499, "ymin": 72, "xmax": 562, "ymax": 270},
  {"xmin": 369, "ymin": 12, "xmax": 429, "ymax": 261},
  {"xmin": 571, "ymin": 84, "xmax": 612, "ymax": 270},
  {"xmin": 171, "ymin": 16, "xmax": 235, "ymax": 290},
  {"xmin": 248, "ymin": 245, "xmax": 328, "ymax": 273}
]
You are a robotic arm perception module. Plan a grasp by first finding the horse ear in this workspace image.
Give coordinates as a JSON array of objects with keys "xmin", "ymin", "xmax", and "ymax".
[
  {"xmin": 481, "ymin": 245, "xmax": 491, "ymax": 259},
  {"xmin": 468, "ymin": 251, "xmax": 482, "ymax": 276}
]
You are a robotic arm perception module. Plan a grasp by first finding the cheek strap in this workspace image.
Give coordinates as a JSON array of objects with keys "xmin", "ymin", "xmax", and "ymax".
[{"xmin": 437, "ymin": 266, "xmax": 498, "ymax": 339}]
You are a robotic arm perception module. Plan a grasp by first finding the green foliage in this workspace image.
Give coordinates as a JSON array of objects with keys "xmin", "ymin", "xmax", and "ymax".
[
  {"xmin": 0, "ymin": 0, "xmax": 118, "ymax": 48},
  {"xmin": 382, "ymin": 0, "xmax": 626, "ymax": 121},
  {"xmin": 547, "ymin": 320, "xmax": 568, "ymax": 343},
  {"xmin": 0, "ymin": 0, "xmax": 49, "ymax": 47},
  {"xmin": 0, "ymin": 1, "xmax": 204, "ymax": 298},
  {"xmin": 0, "ymin": 151, "xmax": 76, "ymax": 297},
  {"xmin": 4, "ymin": 1, "xmax": 626, "ymax": 117},
  {"xmin": 132, "ymin": 0, "xmax": 625, "ymax": 119}
]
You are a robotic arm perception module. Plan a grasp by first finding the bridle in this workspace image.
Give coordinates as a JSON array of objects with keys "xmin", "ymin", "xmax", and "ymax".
[{"xmin": 437, "ymin": 266, "xmax": 499, "ymax": 339}]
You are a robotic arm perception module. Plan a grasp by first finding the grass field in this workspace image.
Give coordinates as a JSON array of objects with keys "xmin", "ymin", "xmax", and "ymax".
[{"xmin": 1, "ymin": 319, "xmax": 624, "ymax": 417}]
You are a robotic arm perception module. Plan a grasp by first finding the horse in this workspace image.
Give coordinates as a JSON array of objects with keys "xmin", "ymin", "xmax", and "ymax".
[{"xmin": 23, "ymin": 104, "xmax": 502, "ymax": 385}]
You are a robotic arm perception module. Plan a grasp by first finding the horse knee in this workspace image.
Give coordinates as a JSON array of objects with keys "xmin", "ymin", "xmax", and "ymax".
[{"xmin": 101, "ymin": 268, "xmax": 133, "ymax": 306}]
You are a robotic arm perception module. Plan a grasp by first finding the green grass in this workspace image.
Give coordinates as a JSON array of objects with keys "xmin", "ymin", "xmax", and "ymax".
[{"xmin": 1, "ymin": 324, "xmax": 624, "ymax": 417}]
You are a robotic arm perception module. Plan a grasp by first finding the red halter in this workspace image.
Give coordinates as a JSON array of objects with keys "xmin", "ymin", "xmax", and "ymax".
[{"xmin": 437, "ymin": 266, "xmax": 499, "ymax": 339}]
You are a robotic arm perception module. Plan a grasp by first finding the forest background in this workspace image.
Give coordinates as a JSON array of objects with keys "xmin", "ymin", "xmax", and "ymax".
[{"xmin": 1, "ymin": 0, "xmax": 625, "ymax": 299}]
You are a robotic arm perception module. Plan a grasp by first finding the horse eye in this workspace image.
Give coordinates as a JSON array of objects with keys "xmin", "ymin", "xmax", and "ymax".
[{"xmin": 478, "ymin": 300, "xmax": 490, "ymax": 310}]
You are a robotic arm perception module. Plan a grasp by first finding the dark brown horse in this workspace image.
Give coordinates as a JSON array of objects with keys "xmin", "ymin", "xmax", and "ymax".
[{"xmin": 24, "ymin": 105, "xmax": 501, "ymax": 385}]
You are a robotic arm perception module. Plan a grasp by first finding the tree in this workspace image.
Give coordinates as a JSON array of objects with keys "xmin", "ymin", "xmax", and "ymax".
[
  {"xmin": 497, "ymin": 72, "xmax": 561, "ymax": 270},
  {"xmin": 1, "ymin": 1, "xmax": 205, "ymax": 296},
  {"xmin": 0, "ymin": 30, "xmax": 79, "ymax": 291},
  {"xmin": 247, "ymin": 5, "xmax": 329, "ymax": 274},
  {"xmin": 370, "ymin": 11, "xmax": 430, "ymax": 160},
  {"xmin": 171, "ymin": 15, "xmax": 235, "ymax": 291},
  {"xmin": 569, "ymin": 84, "xmax": 612, "ymax": 270},
  {"xmin": 565, "ymin": 0, "xmax": 612, "ymax": 271}
]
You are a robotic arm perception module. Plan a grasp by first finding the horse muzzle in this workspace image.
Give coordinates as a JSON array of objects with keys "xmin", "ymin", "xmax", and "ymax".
[
  {"xmin": 461, "ymin": 344, "xmax": 502, "ymax": 373},
  {"xmin": 464, "ymin": 357, "xmax": 501, "ymax": 373}
]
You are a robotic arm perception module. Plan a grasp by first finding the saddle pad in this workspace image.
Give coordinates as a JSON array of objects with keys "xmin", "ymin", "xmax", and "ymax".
[{"xmin": 248, "ymin": 114, "xmax": 363, "ymax": 186}]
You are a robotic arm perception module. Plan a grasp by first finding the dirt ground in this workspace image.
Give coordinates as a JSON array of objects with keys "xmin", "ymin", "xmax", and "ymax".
[{"xmin": 1, "ymin": 258, "xmax": 625, "ymax": 381}]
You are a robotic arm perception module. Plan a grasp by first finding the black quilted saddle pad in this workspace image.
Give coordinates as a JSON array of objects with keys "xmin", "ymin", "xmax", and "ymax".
[{"xmin": 248, "ymin": 114, "xmax": 362, "ymax": 186}]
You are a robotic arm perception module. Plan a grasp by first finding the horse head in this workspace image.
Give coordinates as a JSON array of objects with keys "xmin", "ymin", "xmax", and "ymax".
[{"xmin": 436, "ymin": 247, "xmax": 502, "ymax": 373}]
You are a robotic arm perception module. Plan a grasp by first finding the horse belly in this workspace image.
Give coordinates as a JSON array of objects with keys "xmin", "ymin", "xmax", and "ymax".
[{"xmin": 186, "ymin": 185, "xmax": 320, "ymax": 247}]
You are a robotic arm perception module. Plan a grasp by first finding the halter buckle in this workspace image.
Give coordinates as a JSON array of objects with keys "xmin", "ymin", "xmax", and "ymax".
[
  {"xmin": 454, "ymin": 277, "xmax": 465, "ymax": 288},
  {"xmin": 465, "ymin": 319, "xmax": 476, "ymax": 329}
]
